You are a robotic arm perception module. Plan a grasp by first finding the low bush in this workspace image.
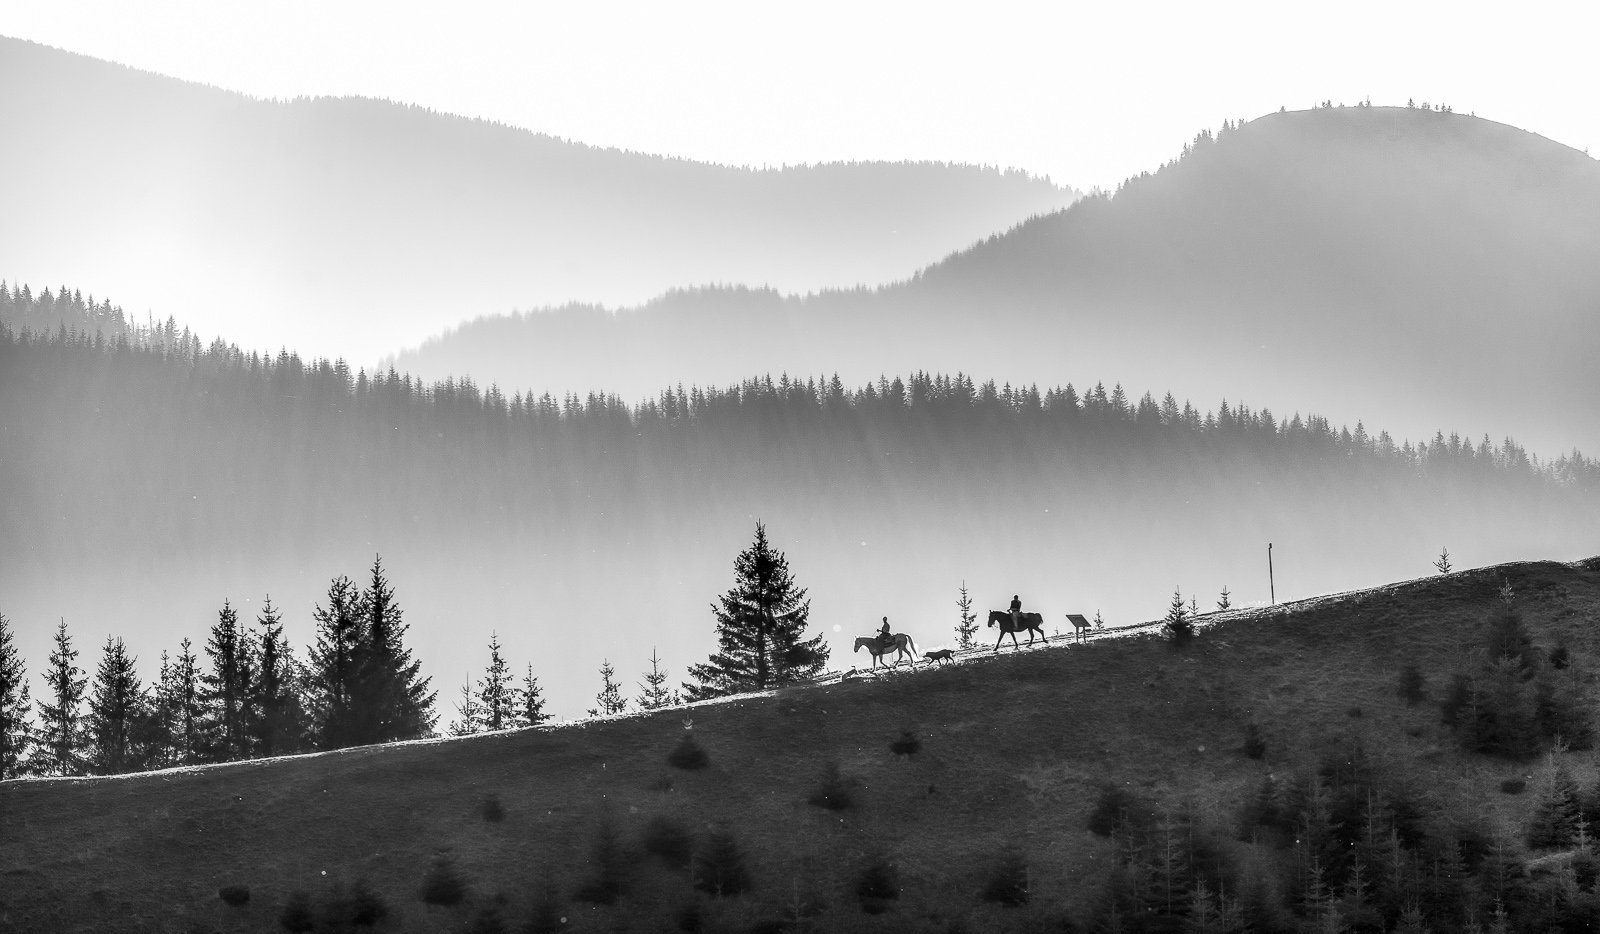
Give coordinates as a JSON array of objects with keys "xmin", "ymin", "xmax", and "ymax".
[
  {"xmin": 421, "ymin": 855, "xmax": 468, "ymax": 906},
  {"xmin": 469, "ymin": 906, "xmax": 510, "ymax": 934},
  {"xmin": 1242, "ymin": 722, "xmax": 1266, "ymax": 759},
  {"xmin": 1398, "ymin": 665, "xmax": 1428, "ymax": 705},
  {"xmin": 855, "ymin": 857, "xmax": 899, "ymax": 913},
  {"xmin": 981, "ymin": 848, "xmax": 1030, "ymax": 906},
  {"xmin": 694, "ymin": 826, "xmax": 752, "ymax": 897},
  {"xmin": 807, "ymin": 761, "xmax": 854, "ymax": 811},
  {"xmin": 1087, "ymin": 783, "xmax": 1156, "ymax": 838},
  {"xmin": 218, "ymin": 884, "xmax": 250, "ymax": 907},
  {"xmin": 668, "ymin": 733, "xmax": 710, "ymax": 770},
  {"xmin": 323, "ymin": 879, "xmax": 389, "ymax": 929},
  {"xmin": 1501, "ymin": 779, "xmax": 1527, "ymax": 795},
  {"xmin": 643, "ymin": 814, "xmax": 694, "ymax": 869},
  {"xmin": 575, "ymin": 807, "xmax": 631, "ymax": 904},
  {"xmin": 890, "ymin": 730, "xmax": 922, "ymax": 756},
  {"xmin": 480, "ymin": 794, "xmax": 505, "ymax": 823},
  {"xmin": 278, "ymin": 890, "xmax": 315, "ymax": 932}
]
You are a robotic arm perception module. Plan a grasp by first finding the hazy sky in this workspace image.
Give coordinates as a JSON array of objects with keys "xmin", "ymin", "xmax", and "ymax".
[{"xmin": 4, "ymin": 1, "xmax": 1597, "ymax": 191}]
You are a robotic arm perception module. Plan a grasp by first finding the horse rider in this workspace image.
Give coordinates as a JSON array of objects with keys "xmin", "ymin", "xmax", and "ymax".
[
  {"xmin": 1009, "ymin": 594, "xmax": 1022, "ymax": 629},
  {"xmin": 878, "ymin": 616, "xmax": 894, "ymax": 651}
]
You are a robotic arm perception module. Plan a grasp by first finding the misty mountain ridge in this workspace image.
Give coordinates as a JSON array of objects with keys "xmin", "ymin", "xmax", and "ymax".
[
  {"xmin": 393, "ymin": 104, "xmax": 1600, "ymax": 457},
  {"xmin": 0, "ymin": 36, "xmax": 1078, "ymax": 363}
]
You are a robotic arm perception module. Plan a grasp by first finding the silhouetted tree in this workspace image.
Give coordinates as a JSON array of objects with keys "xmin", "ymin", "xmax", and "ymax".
[
  {"xmin": 85, "ymin": 636, "xmax": 154, "ymax": 774},
  {"xmin": 154, "ymin": 639, "xmax": 205, "ymax": 766},
  {"xmin": 637, "ymin": 648, "xmax": 675, "ymax": 711},
  {"xmin": 201, "ymin": 600, "xmax": 255, "ymax": 761},
  {"xmin": 685, "ymin": 522, "xmax": 828, "ymax": 699},
  {"xmin": 306, "ymin": 575, "xmax": 366, "ymax": 749},
  {"xmin": 32, "ymin": 619, "xmax": 87, "ymax": 776},
  {"xmin": 0, "ymin": 612, "xmax": 33, "ymax": 779},
  {"xmin": 448, "ymin": 677, "xmax": 481, "ymax": 736},
  {"xmin": 1163, "ymin": 588, "xmax": 1195, "ymax": 645},
  {"xmin": 956, "ymin": 581, "xmax": 978, "ymax": 649},
  {"xmin": 1434, "ymin": 548, "xmax": 1452, "ymax": 574},
  {"xmin": 251, "ymin": 597, "xmax": 306, "ymax": 757},
  {"xmin": 514, "ymin": 663, "xmax": 550, "ymax": 728},
  {"xmin": 589, "ymin": 659, "xmax": 627, "ymax": 717},
  {"xmin": 474, "ymin": 632, "xmax": 517, "ymax": 731},
  {"xmin": 1218, "ymin": 586, "xmax": 1232, "ymax": 611},
  {"xmin": 352, "ymin": 556, "xmax": 436, "ymax": 743}
]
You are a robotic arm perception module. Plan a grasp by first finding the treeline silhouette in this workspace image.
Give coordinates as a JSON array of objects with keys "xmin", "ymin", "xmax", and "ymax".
[{"xmin": 0, "ymin": 558, "xmax": 485, "ymax": 779}]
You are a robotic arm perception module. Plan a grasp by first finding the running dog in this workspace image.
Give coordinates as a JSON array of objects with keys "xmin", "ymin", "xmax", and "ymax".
[{"xmin": 922, "ymin": 648, "xmax": 956, "ymax": 666}]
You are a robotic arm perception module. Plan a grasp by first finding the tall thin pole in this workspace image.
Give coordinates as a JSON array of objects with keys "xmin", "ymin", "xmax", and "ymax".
[{"xmin": 1268, "ymin": 542, "xmax": 1275, "ymax": 605}]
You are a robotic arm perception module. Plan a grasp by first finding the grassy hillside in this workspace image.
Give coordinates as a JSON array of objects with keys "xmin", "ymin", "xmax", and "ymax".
[{"xmin": 6, "ymin": 556, "xmax": 1600, "ymax": 932}]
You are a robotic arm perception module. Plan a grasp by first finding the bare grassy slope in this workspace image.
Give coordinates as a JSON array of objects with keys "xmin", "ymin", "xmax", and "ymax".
[{"xmin": 5, "ymin": 557, "xmax": 1599, "ymax": 931}]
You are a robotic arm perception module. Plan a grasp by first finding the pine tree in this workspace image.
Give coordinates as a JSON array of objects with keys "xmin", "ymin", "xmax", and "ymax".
[
  {"xmin": 637, "ymin": 648, "xmax": 675, "ymax": 711},
  {"xmin": 0, "ymin": 613, "xmax": 34, "ymax": 779},
  {"xmin": 32, "ymin": 619, "xmax": 88, "ymax": 776},
  {"xmin": 307, "ymin": 575, "xmax": 366, "ymax": 749},
  {"xmin": 589, "ymin": 659, "xmax": 627, "ymax": 717},
  {"xmin": 201, "ymin": 600, "xmax": 255, "ymax": 761},
  {"xmin": 352, "ymin": 556, "xmax": 436, "ymax": 743},
  {"xmin": 1163, "ymin": 588, "xmax": 1195, "ymax": 645},
  {"xmin": 1217, "ymin": 586, "xmax": 1232, "ymax": 611},
  {"xmin": 85, "ymin": 636, "xmax": 152, "ymax": 775},
  {"xmin": 448, "ymin": 677, "xmax": 481, "ymax": 736},
  {"xmin": 685, "ymin": 522, "xmax": 828, "ymax": 699},
  {"xmin": 514, "ymin": 663, "xmax": 550, "ymax": 728},
  {"xmin": 955, "ymin": 581, "xmax": 978, "ymax": 649},
  {"xmin": 1434, "ymin": 548, "xmax": 1452, "ymax": 574},
  {"xmin": 156, "ymin": 638, "xmax": 205, "ymax": 766},
  {"xmin": 252, "ymin": 597, "xmax": 305, "ymax": 757},
  {"xmin": 474, "ymin": 632, "xmax": 516, "ymax": 731}
]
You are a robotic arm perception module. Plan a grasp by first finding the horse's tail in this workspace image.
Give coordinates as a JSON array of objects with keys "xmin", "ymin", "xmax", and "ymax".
[{"xmin": 904, "ymin": 634, "xmax": 918, "ymax": 657}]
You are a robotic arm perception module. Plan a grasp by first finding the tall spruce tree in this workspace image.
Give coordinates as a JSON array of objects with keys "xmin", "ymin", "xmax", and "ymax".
[
  {"xmin": 685, "ymin": 523, "xmax": 828, "ymax": 699},
  {"xmin": 156, "ymin": 638, "xmax": 205, "ymax": 766},
  {"xmin": 955, "ymin": 582, "xmax": 978, "ymax": 649},
  {"xmin": 85, "ymin": 636, "xmax": 153, "ymax": 775},
  {"xmin": 201, "ymin": 600, "xmax": 255, "ymax": 761},
  {"xmin": 251, "ymin": 597, "xmax": 305, "ymax": 757},
  {"xmin": 353, "ymin": 556, "xmax": 436, "ymax": 743},
  {"xmin": 515, "ymin": 663, "xmax": 550, "ymax": 728},
  {"xmin": 474, "ymin": 632, "xmax": 516, "ymax": 732},
  {"xmin": 307, "ymin": 574, "xmax": 366, "ymax": 749},
  {"xmin": 32, "ymin": 619, "xmax": 87, "ymax": 776},
  {"xmin": 637, "ymin": 648, "xmax": 675, "ymax": 710},
  {"xmin": 589, "ymin": 659, "xmax": 627, "ymax": 717},
  {"xmin": 0, "ymin": 612, "xmax": 34, "ymax": 779},
  {"xmin": 448, "ymin": 677, "xmax": 481, "ymax": 736}
]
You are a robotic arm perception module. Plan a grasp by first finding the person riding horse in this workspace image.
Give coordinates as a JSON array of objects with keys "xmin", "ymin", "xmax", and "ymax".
[
  {"xmin": 877, "ymin": 616, "xmax": 894, "ymax": 652},
  {"xmin": 1009, "ymin": 595, "xmax": 1022, "ymax": 630}
]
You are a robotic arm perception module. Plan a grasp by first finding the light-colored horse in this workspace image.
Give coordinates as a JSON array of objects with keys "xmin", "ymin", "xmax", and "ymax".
[
  {"xmin": 854, "ymin": 634, "xmax": 919, "ymax": 668},
  {"xmin": 987, "ymin": 610, "xmax": 1045, "ymax": 651}
]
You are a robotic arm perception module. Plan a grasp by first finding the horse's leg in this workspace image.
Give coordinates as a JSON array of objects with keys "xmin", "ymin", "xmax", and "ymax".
[{"xmin": 994, "ymin": 629, "xmax": 1004, "ymax": 652}]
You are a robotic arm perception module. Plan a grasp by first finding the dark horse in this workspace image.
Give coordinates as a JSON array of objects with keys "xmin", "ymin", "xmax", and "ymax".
[{"xmin": 987, "ymin": 610, "xmax": 1046, "ymax": 651}]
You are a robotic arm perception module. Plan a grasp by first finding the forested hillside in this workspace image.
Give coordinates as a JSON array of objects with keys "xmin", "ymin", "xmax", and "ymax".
[
  {"xmin": 394, "ymin": 105, "xmax": 1600, "ymax": 456},
  {"xmin": 4, "ymin": 317, "xmax": 1597, "ymax": 718},
  {"xmin": 0, "ymin": 36, "xmax": 1077, "ymax": 363}
]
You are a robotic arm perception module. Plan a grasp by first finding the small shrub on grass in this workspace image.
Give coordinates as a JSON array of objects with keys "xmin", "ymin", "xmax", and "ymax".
[
  {"xmin": 469, "ymin": 906, "xmax": 510, "ymax": 934},
  {"xmin": 1242, "ymin": 722, "xmax": 1266, "ymax": 759},
  {"xmin": 855, "ymin": 857, "xmax": 900, "ymax": 914},
  {"xmin": 1086, "ymin": 783, "xmax": 1155, "ymax": 838},
  {"xmin": 575, "ymin": 806, "xmax": 632, "ymax": 904},
  {"xmin": 421, "ymin": 854, "xmax": 469, "ymax": 907},
  {"xmin": 1500, "ymin": 779, "xmax": 1527, "ymax": 795},
  {"xmin": 218, "ymin": 885, "xmax": 250, "ymax": 907},
  {"xmin": 1346, "ymin": 706, "xmax": 1364, "ymax": 719},
  {"xmin": 524, "ymin": 879, "xmax": 564, "ymax": 934},
  {"xmin": 1550, "ymin": 645, "xmax": 1572, "ymax": 670},
  {"xmin": 981, "ymin": 848, "xmax": 1030, "ymax": 906},
  {"xmin": 669, "ymin": 733, "xmax": 709, "ymax": 770},
  {"xmin": 890, "ymin": 730, "xmax": 922, "ymax": 756},
  {"xmin": 643, "ymin": 814, "xmax": 694, "ymax": 869},
  {"xmin": 480, "ymin": 793, "xmax": 505, "ymax": 822},
  {"xmin": 323, "ymin": 879, "xmax": 389, "ymax": 929},
  {"xmin": 807, "ymin": 761, "xmax": 855, "ymax": 811},
  {"xmin": 694, "ymin": 826, "xmax": 752, "ymax": 897},
  {"xmin": 1398, "ymin": 665, "xmax": 1428, "ymax": 705},
  {"xmin": 278, "ymin": 891, "xmax": 315, "ymax": 932}
]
